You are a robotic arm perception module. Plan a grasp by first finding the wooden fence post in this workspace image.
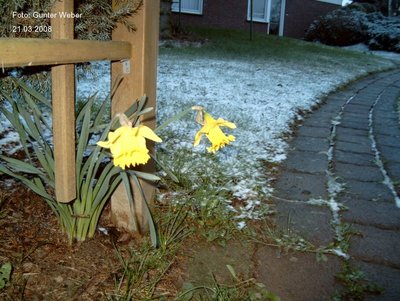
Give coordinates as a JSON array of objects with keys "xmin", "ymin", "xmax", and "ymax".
[
  {"xmin": 111, "ymin": 1, "xmax": 160, "ymax": 232},
  {"xmin": 51, "ymin": 0, "xmax": 76, "ymax": 203}
]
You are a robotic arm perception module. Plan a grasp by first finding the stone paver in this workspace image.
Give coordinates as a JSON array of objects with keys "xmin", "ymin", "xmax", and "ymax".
[
  {"xmin": 374, "ymin": 125, "xmax": 400, "ymax": 137},
  {"xmin": 386, "ymin": 163, "xmax": 400, "ymax": 179},
  {"xmin": 336, "ymin": 126, "xmax": 369, "ymax": 137},
  {"xmin": 284, "ymin": 150, "xmax": 327, "ymax": 174},
  {"xmin": 255, "ymin": 248, "xmax": 341, "ymax": 301},
  {"xmin": 350, "ymin": 224, "xmax": 400, "ymax": 268},
  {"xmin": 297, "ymin": 125, "xmax": 331, "ymax": 138},
  {"xmin": 274, "ymin": 201, "xmax": 335, "ymax": 246},
  {"xmin": 335, "ymin": 149, "xmax": 376, "ymax": 166},
  {"xmin": 335, "ymin": 133, "xmax": 371, "ymax": 146},
  {"xmin": 340, "ymin": 179, "xmax": 394, "ymax": 202},
  {"xmin": 335, "ymin": 140, "xmax": 372, "ymax": 154},
  {"xmin": 355, "ymin": 261, "xmax": 400, "ymax": 301},
  {"xmin": 256, "ymin": 69, "xmax": 400, "ymax": 300},
  {"xmin": 334, "ymin": 163, "xmax": 383, "ymax": 182},
  {"xmin": 341, "ymin": 198, "xmax": 400, "ymax": 229},
  {"xmin": 379, "ymin": 145, "xmax": 400, "ymax": 163},
  {"xmin": 291, "ymin": 136, "xmax": 329, "ymax": 152},
  {"xmin": 339, "ymin": 119, "xmax": 370, "ymax": 130},
  {"xmin": 273, "ymin": 171, "xmax": 327, "ymax": 201},
  {"xmin": 375, "ymin": 134, "xmax": 400, "ymax": 147},
  {"xmin": 344, "ymin": 103, "xmax": 372, "ymax": 112},
  {"xmin": 305, "ymin": 111, "xmax": 337, "ymax": 128}
]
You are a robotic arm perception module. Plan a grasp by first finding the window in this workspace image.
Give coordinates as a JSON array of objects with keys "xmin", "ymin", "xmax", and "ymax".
[
  {"xmin": 317, "ymin": 0, "xmax": 343, "ymax": 5},
  {"xmin": 171, "ymin": 0, "xmax": 203, "ymax": 15},
  {"xmin": 247, "ymin": 0, "xmax": 272, "ymax": 23}
]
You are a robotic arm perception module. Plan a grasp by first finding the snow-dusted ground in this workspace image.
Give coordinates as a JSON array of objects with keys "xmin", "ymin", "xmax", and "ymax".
[
  {"xmin": 0, "ymin": 46, "xmax": 398, "ymax": 222},
  {"xmin": 343, "ymin": 43, "xmax": 400, "ymax": 62},
  {"xmin": 155, "ymin": 50, "xmax": 396, "ymax": 219},
  {"xmin": 0, "ymin": 62, "xmax": 112, "ymax": 155}
]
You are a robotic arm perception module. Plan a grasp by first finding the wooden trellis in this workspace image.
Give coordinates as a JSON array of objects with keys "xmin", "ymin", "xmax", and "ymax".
[{"xmin": 0, "ymin": 0, "xmax": 160, "ymax": 231}]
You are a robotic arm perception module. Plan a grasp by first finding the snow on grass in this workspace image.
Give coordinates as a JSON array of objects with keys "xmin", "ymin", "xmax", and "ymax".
[
  {"xmin": 0, "ymin": 62, "xmax": 111, "ymax": 155},
  {"xmin": 343, "ymin": 43, "xmax": 400, "ymax": 62},
  {"xmin": 0, "ymin": 46, "xmax": 396, "ymax": 222},
  {"xmin": 0, "ymin": 131, "xmax": 20, "ymax": 155},
  {"xmin": 156, "ymin": 52, "xmax": 395, "ymax": 219},
  {"xmin": 76, "ymin": 61, "xmax": 111, "ymax": 99}
]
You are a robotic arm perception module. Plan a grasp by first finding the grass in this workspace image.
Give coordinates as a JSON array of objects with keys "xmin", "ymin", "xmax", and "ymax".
[
  {"xmin": 160, "ymin": 26, "xmax": 393, "ymax": 68},
  {"xmin": 175, "ymin": 266, "xmax": 280, "ymax": 301},
  {"xmin": 157, "ymin": 25, "xmax": 396, "ymax": 242},
  {"xmin": 3, "ymin": 26, "xmax": 396, "ymax": 300},
  {"xmin": 333, "ymin": 263, "xmax": 384, "ymax": 301},
  {"xmin": 0, "ymin": 263, "xmax": 12, "ymax": 290},
  {"xmin": 157, "ymin": 147, "xmax": 245, "ymax": 245},
  {"xmin": 156, "ymin": 27, "xmax": 395, "ymax": 299},
  {"xmin": 107, "ymin": 205, "xmax": 190, "ymax": 300}
]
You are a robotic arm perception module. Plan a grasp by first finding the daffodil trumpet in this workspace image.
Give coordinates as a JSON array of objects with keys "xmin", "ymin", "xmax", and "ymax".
[
  {"xmin": 97, "ymin": 113, "xmax": 162, "ymax": 170},
  {"xmin": 192, "ymin": 109, "xmax": 236, "ymax": 153}
]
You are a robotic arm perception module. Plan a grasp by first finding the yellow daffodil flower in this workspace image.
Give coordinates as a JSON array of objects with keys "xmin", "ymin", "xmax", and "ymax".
[
  {"xmin": 97, "ymin": 124, "xmax": 162, "ymax": 169},
  {"xmin": 194, "ymin": 112, "xmax": 236, "ymax": 153}
]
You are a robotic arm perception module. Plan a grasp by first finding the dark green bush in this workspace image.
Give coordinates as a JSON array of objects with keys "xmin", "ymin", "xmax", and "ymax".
[
  {"xmin": 305, "ymin": 7, "xmax": 400, "ymax": 53},
  {"xmin": 305, "ymin": 9, "xmax": 368, "ymax": 46}
]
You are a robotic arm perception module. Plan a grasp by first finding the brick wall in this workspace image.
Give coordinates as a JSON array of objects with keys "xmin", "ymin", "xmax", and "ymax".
[
  {"xmin": 171, "ymin": 0, "xmax": 268, "ymax": 33},
  {"xmin": 170, "ymin": 0, "xmax": 340, "ymax": 37},
  {"xmin": 283, "ymin": 0, "xmax": 340, "ymax": 38}
]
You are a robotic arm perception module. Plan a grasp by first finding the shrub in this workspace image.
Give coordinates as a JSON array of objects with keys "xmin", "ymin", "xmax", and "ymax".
[
  {"xmin": 351, "ymin": 0, "xmax": 389, "ymax": 15},
  {"xmin": 305, "ymin": 9, "xmax": 368, "ymax": 46},
  {"xmin": 347, "ymin": 2, "xmax": 378, "ymax": 13},
  {"xmin": 364, "ymin": 13, "xmax": 400, "ymax": 52},
  {"xmin": 306, "ymin": 8, "xmax": 400, "ymax": 53}
]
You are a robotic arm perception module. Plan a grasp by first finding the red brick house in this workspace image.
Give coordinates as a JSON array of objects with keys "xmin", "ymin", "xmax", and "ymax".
[
  {"xmin": 170, "ymin": 0, "xmax": 345, "ymax": 39},
  {"xmin": 283, "ymin": 0, "xmax": 344, "ymax": 38}
]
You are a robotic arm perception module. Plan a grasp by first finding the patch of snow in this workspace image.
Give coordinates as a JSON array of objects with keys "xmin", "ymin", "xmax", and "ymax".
[
  {"xmin": 368, "ymin": 93, "xmax": 400, "ymax": 207},
  {"xmin": 3, "ymin": 178, "xmax": 16, "ymax": 188},
  {"xmin": 324, "ymin": 94, "xmax": 354, "ymax": 245},
  {"xmin": 0, "ymin": 49, "xmax": 395, "ymax": 222},
  {"xmin": 332, "ymin": 247, "xmax": 350, "ymax": 259},
  {"xmin": 0, "ymin": 61, "xmax": 110, "ymax": 155},
  {"xmin": 98, "ymin": 227, "xmax": 109, "ymax": 235},
  {"xmin": 343, "ymin": 43, "xmax": 400, "ymax": 62},
  {"xmin": 307, "ymin": 198, "xmax": 328, "ymax": 206},
  {"xmin": 156, "ymin": 53, "xmax": 393, "ymax": 219},
  {"xmin": 327, "ymin": 176, "xmax": 345, "ymax": 198},
  {"xmin": 237, "ymin": 221, "xmax": 246, "ymax": 230},
  {"xmin": 0, "ymin": 131, "xmax": 20, "ymax": 155},
  {"xmin": 76, "ymin": 61, "xmax": 110, "ymax": 99}
]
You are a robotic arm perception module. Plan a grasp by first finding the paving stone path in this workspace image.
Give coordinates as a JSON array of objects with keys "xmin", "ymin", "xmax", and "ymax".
[{"xmin": 255, "ymin": 69, "xmax": 400, "ymax": 300}]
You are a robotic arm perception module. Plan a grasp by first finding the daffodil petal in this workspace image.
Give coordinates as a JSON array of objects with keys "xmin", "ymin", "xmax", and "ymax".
[
  {"xmin": 97, "ymin": 141, "xmax": 111, "ymax": 148},
  {"xmin": 194, "ymin": 131, "xmax": 203, "ymax": 146},
  {"xmin": 217, "ymin": 119, "xmax": 236, "ymax": 129},
  {"xmin": 108, "ymin": 126, "xmax": 128, "ymax": 143},
  {"xmin": 203, "ymin": 112, "xmax": 217, "ymax": 124},
  {"xmin": 138, "ymin": 125, "xmax": 162, "ymax": 142},
  {"xmin": 193, "ymin": 112, "xmax": 236, "ymax": 153},
  {"xmin": 97, "ymin": 124, "xmax": 161, "ymax": 169}
]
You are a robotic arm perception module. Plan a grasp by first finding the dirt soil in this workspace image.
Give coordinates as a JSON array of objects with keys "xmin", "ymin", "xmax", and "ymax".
[
  {"xmin": 0, "ymin": 177, "xmax": 212, "ymax": 301},
  {"xmin": 0, "ymin": 181, "xmax": 124, "ymax": 300},
  {"xmin": 0, "ymin": 179, "xmax": 267, "ymax": 301},
  {"xmin": 0, "ymin": 170, "xmax": 342, "ymax": 301}
]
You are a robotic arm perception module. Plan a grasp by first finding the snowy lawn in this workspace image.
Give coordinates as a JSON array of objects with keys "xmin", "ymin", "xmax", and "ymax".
[
  {"xmin": 0, "ymin": 29, "xmax": 398, "ymax": 227},
  {"xmin": 155, "ymin": 29, "xmax": 398, "ymax": 224}
]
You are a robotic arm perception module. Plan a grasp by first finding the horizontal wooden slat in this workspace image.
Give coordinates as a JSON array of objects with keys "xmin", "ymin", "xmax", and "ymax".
[{"xmin": 0, "ymin": 38, "xmax": 131, "ymax": 68}]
